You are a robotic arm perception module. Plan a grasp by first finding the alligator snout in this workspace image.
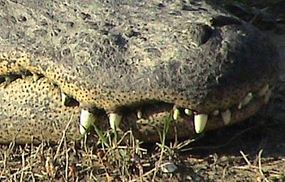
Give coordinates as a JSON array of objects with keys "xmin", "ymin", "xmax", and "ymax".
[{"xmin": 0, "ymin": 0, "xmax": 279, "ymax": 143}]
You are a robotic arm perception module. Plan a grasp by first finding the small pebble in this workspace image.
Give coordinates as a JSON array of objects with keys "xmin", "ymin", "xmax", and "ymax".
[{"xmin": 161, "ymin": 161, "xmax": 178, "ymax": 173}]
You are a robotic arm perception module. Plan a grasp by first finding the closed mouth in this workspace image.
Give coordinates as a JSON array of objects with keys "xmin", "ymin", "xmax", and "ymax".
[{"xmin": 0, "ymin": 71, "xmax": 273, "ymax": 138}]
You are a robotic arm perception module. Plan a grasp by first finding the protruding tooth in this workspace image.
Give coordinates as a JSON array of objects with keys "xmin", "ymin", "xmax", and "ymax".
[
  {"xmin": 80, "ymin": 109, "xmax": 96, "ymax": 135},
  {"xmin": 32, "ymin": 74, "xmax": 40, "ymax": 82},
  {"xmin": 109, "ymin": 113, "xmax": 122, "ymax": 130},
  {"xmin": 237, "ymin": 103, "xmax": 242, "ymax": 110},
  {"xmin": 4, "ymin": 76, "xmax": 11, "ymax": 82},
  {"xmin": 221, "ymin": 109, "xmax": 231, "ymax": 125},
  {"xmin": 212, "ymin": 110, "xmax": 219, "ymax": 116},
  {"xmin": 238, "ymin": 92, "xmax": 253, "ymax": 109},
  {"xmin": 258, "ymin": 84, "xmax": 269, "ymax": 97},
  {"xmin": 137, "ymin": 110, "xmax": 142, "ymax": 119},
  {"xmin": 173, "ymin": 108, "xmax": 180, "ymax": 120},
  {"xmin": 194, "ymin": 114, "xmax": 208, "ymax": 133},
  {"xmin": 264, "ymin": 89, "xmax": 272, "ymax": 103},
  {"xmin": 184, "ymin": 109, "xmax": 192, "ymax": 116},
  {"xmin": 21, "ymin": 74, "xmax": 26, "ymax": 79},
  {"xmin": 61, "ymin": 92, "xmax": 70, "ymax": 105}
]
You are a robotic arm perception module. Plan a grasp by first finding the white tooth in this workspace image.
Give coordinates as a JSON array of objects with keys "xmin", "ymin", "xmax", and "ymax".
[
  {"xmin": 212, "ymin": 110, "xmax": 219, "ymax": 116},
  {"xmin": 194, "ymin": 114, "xmax": 208, "ymax": 133},
  {"xmin": 32, "ymin": 74, "xmax": 40, "ymax": 82},
  {"xmin": 221, "ymin": 109, "xmax": 231, "ymax": 125},
  {"xmin": 173, "ymin": 108, "xmax": 180, "ymax": 120},
  {"xmin": 21, "ymin": 74, "xmax": 27, "ymax": 79},
  {"xmin": 80, "ymin": 109, "xmax": 96, "ymax": 135},
  {"xmin": 238, "ymin": 92, "xmax": 253, "ymax": 109},
  {"xmin": 237, "ymin": 103, "xmax": 242, "ymax": 110},
  {"xmin": 258, "ymin": 84, "xmax": 269, "ymax": 97},
  {"xmin": 184, "ymin": 109, "xmax": 192, "ymax": 116},
  {"xmin": 264, "ymin": 89, "xmax": 272, "ymax": 103},
  {"xmin": 109, "ymin": 113, "xmax": 122, "ymax": 130},
  {"xmin": 61, "ymin": 92, "xmax": 69, "ymax": 105},
  {"xmin": 4, "ymin": 76, "xmax": 11, "ymax": 82},
  {"xmin": 137, "ymin": 110, "xmax": 142, "ymax": 119}
]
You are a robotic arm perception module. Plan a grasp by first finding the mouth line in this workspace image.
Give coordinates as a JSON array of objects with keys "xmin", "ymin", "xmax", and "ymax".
[{"xmin": 0, "ymin": 71, "xmax": 272, "ymax": 136}]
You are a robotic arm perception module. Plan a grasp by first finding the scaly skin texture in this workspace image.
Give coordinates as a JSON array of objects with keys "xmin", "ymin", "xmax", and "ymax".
[{"xmin": 0, "ymin": 0, "xmax": 279, "ymax": 143}]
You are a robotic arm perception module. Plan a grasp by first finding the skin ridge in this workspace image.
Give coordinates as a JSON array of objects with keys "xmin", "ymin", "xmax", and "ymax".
[{"xmin": 0, "ymin": 0, "xmax": 280, "ymax": 143}]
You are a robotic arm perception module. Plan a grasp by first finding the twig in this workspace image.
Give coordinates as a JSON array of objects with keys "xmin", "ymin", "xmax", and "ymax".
[
  {"xmin": 240, "ymin": 150, "xmax": 251, "ymax": 166},
  {"xmin": 54, "ymin": 115, "xmax": 73, "ymax": 161},
  {"xmin": 257, "ymin": 149, "xmax": 269, "ymax": 182}
]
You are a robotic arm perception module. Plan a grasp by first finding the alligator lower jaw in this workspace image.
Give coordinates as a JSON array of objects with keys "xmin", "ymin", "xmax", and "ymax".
[
  {"xmin": 82, "ymin": 83, "xmax": 271, "ymax": 142},
  {"xmin": 0, "ymin": 73, "xmax": 272, "ymax": 144},
  {"xmin": 132, "ymin": 90, "xmax": 270, "ymax": 141}
]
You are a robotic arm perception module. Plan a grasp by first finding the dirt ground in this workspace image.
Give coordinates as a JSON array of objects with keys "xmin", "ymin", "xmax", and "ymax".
[{"xmin": 0, "ymin": 1, "xmax": 284, "ymax": 181}]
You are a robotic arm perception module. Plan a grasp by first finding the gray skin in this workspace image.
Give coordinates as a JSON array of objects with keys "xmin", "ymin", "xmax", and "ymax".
[{"xmin": 0, "ymin": 0, "xmax": 279, "ymax": 144}]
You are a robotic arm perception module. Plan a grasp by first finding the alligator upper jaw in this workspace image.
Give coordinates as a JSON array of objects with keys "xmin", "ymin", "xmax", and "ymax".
[
  {"xmin": 0, "ymin": 0, "xmax": 279, "ymax": 113},
  {"xmin": 0, "ymin": 73, "xmax": 273, "ymax": 144}
]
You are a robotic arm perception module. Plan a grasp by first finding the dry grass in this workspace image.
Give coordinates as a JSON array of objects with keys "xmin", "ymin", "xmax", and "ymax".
[{"xmin": 1, "ymin": 109, "xmax": 285, "ymax": 182}]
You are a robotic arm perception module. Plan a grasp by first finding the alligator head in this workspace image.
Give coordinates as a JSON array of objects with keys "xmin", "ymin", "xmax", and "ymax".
[{"xmin": 0, "ymin": 0, "xmax": 279, "ymax": 143}]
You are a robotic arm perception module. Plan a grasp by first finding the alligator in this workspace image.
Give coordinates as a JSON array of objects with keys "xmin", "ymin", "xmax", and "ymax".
[{"xmin": 0, "ymin": 0, "xmax": 279, "ymax": 144}]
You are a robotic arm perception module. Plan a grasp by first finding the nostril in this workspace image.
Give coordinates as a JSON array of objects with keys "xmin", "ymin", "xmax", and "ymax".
[{"xmin": 188, "ymin": 24, "xmax": 213, "ymax": 45}]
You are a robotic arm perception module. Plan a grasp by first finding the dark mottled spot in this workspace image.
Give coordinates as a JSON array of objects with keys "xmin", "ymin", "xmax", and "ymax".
[
  {"xmin": 157, "ymin": 3, "xmax": 165, "ymax": 8},
  {"xmin": 80, "ymin": 12, "xmax": 91, "ymax": 20},
  {"xmin": 18, "ymin": 15, "xmax": 27, "ymax": 22},
  {"xmin": 53, "ymin": 28, "xmax": 61, "ymax": 36},
  {"xmin": 111, "ymin": 34, "xmax": 128, "ymax": 49},
  {"xmin": 66, "ymin": 21, "xmax": 74, "ymax": 28},
  {"xmin": 125, "ymin": 29, "xmax": 141, "ymax": 38},
  {"xmin": 62, "ymin": 48, "xmax": 71, "ymax": 56}
]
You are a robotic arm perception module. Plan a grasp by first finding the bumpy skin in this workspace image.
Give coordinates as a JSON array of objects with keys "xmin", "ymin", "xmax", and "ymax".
[{"xmin": 0, "ymin": 0, "xmax": 279, "ymax": 143}]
